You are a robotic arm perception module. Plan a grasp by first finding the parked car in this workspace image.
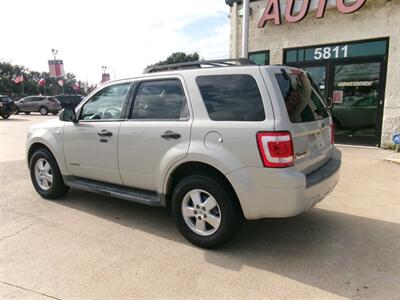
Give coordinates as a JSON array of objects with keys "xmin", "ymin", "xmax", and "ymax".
[
  {"xmin": 0, "ymin": 95, "xmax": 17, "ymax": 119},
  {"xmin": 26, "ymin": 59, "xmax": 341, "ymax": 248},
  {"xmin": 55, "ymin": 94, "xmax": 85, "ymax": 109},
  {"xmin": 15, "ymin": 96, "xmax": 62, "ymax": 115}
]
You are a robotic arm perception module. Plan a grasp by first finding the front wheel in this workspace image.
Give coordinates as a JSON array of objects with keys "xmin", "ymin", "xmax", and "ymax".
[
  {"xmin": 30, "ymin": 148, "xmax": 69, "ymax": 199},
  {"xmin": 39, "ymin": 107, "xmax": 48, "ymax": 115},
  {"xmin": 171, "ymin": 175, "xmax": 241, "ymax": 249}
]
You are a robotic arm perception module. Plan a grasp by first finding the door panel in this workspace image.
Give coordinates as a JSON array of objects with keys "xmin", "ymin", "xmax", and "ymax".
[
  {"xmin": 63, "ymin": 122, "xmax": 123, "ymax": 184},
  {"xmin": 63, "ymin": 83, "xmax": 131, "ymax": 184},
  {"xmin": 118, "ymin": 121, "xmax": 191, "ymax": 191}
]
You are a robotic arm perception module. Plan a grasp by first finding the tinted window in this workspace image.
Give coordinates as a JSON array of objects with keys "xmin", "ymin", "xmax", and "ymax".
[
  {"xmin": 275, "ymin": 71, "xmax": 329, "ymax": 123},
  {"xmin": 31, "ymin": 97, "xmax": 44, "ymax": 102},
  {"xmin": 80, "ymin": 83, "xmax": 130, "ymax": 120},
  {"xmin": 196, "ymin": 75, "xmax": 265, "ymax": 121},
  {"xmin": 131, "ymin": 79, "xmax": 188, "ymax": 120}
]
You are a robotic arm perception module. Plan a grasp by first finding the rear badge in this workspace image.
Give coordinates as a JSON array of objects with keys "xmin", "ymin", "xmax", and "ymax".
[{"xmin": 295, "ymin": 151, "xmax": 308, "ymax": 159}]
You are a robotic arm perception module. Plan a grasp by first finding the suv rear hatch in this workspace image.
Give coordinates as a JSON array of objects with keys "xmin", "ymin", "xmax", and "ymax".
[{"xmin": 267, "ymin": 67, "xmax": 334, "ymax": 174}]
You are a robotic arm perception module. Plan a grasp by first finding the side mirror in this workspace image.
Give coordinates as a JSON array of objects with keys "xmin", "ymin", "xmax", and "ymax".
[{"xmin": 59, "ymin": 108, "xmax": 78, "ymax": 123}]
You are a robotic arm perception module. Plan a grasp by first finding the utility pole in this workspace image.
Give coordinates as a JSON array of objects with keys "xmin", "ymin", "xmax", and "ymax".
[{"xmin": 242, "ymin": 0, "xmax": 250, "ymax": 58}]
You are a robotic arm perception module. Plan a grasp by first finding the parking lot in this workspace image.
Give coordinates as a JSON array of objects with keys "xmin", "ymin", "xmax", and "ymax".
[{"xmin": 1, "ymin": 114, "xmax": 399, "ymax": 299}]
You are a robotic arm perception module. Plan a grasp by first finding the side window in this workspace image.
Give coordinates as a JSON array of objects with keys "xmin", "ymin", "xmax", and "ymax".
[
  {"xmin": 31, "ymin": 97, "xmax": 43, "ymax": 102},
  {"xmin": 131, "ymin": 79, "xmax": 188, "ymax": 120},
  {"xmin": 196, "ymin": 75, "xmax": 265, "ymax": 121},
  {"xmin": 80, "ymin": 83, "xmax": 130, "ymax": 120}
]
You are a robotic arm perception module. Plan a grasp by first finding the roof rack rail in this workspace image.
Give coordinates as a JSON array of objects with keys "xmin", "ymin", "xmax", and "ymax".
[{"xmin": 143, "ymin": 58, "xmax": 256, "ymax": 73}]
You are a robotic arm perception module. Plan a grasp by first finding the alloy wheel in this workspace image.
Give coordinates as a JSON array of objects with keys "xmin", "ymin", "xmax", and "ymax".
[
  {"xmin": 34, "ymin": 158, "xmax": 53, "ymax": 190},
  {"xmin": 181, "ymin": 189, "xmax": 221, "ymax": 236}
]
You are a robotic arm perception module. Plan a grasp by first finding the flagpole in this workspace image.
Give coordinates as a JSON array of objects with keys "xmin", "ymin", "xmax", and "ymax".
[{"xmin": 22, "ymin": 76, "xmax": 24, "ymax": 95}]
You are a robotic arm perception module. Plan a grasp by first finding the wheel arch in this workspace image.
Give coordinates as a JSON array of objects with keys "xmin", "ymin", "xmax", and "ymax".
[{"xmin": 164, "ymin": 161, "xmax": 244, "ymax": 217}]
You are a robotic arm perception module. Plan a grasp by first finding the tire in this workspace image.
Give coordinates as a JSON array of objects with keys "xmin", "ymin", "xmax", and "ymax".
[
  {"xmin": 29, "ymin": 148, "xmax": 69, "ymax": 199},
  {"xmin": 1, "ymin": 113, "xmax": 10, "ymax": 119},
  {"xmin": 171, "ymin": 175, "xmax": 241, "ymax": 249},
  {"xmin": 39, "ymin": 107, "xmax": 48, "ymax": 115},
  {"xmin": 25, "ymin": 112, "xmax": 31, "ymax": 115}
]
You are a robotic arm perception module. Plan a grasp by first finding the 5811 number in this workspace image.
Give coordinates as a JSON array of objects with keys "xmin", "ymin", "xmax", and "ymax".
[{"xmin": 314, "ymin": 45, "xmax": 348, "ymax": 60}]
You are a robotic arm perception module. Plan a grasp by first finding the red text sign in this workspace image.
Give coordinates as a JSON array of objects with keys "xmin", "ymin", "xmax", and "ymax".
[{"xmin": 258, "ymin": 0, "xmax": 366, "ymax": 27}]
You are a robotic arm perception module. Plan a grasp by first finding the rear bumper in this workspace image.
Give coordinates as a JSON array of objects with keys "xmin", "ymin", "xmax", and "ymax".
[{"xmin": 227, "ymin": 147, "xmax": 341, "ymax": 220}]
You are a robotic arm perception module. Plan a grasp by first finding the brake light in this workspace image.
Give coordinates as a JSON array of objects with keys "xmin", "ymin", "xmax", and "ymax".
[
  {"xmin": 330, "ymin": 123, "xmax": 335, "ymax": 145},
  {"xmin": 256, "ymin": 131, "xmax": 294, "ymax": 168}
]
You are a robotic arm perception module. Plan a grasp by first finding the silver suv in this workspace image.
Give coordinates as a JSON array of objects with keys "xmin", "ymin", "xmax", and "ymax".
[{"xmin": 26, "ymin": 59, "xmax": 341, "ymax": 248}]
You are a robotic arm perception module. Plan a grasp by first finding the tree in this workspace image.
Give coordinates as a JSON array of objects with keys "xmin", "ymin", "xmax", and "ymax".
[{"xmin": 148, "ymin": 52, "xmax": 200, "ymax": 69}]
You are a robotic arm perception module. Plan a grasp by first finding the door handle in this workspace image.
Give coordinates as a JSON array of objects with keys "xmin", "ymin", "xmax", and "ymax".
[
  {"xmin": 161, "ymin": 130, "xmax": 181, "ymax": 140},
  {"xmin": 97, "ymin": 129, "xmax": 113, "ymax": 137}
]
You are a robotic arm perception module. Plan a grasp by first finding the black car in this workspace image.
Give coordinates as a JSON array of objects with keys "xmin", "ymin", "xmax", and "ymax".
[
  {"xmin": 0, "ymin": 95, "xmax": 17, "ymax": 119},
  {"xmin": 55, "ymin": 94, "xmax": 85, "ymax": 109}
]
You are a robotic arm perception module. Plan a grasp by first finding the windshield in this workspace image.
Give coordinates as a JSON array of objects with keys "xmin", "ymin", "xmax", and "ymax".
[{"xmin": 275, "ymin": 69, "xmax": 329, "ymax": 123}]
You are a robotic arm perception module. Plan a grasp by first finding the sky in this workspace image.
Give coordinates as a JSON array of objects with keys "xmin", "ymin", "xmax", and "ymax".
[{"xmin": 0, "ymin": 0, "xmax": 230, "ymax": 84}]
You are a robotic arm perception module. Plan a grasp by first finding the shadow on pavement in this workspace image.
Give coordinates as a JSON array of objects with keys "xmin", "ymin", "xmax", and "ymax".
[{"xmin": 60, "ymin": 188, "xmax": 400, "ymax": 298}]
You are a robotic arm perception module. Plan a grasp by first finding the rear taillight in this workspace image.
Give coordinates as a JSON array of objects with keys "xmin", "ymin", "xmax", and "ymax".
[
  {"xmin": 256, "ymin": 131, "xmax": 294, "ymax": 168},
  {"xmin": 330, "ymin": 123, "xmax": 335, "ymax": 145}
]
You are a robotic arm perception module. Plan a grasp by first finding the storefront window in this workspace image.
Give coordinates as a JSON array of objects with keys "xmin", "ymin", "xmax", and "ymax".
[{"xmin": 249, "ymin": 51, "xmax": 270, "ymax": 65}]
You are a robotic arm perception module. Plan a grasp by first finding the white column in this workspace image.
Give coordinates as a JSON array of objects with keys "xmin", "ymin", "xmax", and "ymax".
[{"xmin": 241, "ymin": 0, "xmax": 250, "ymax": 58}]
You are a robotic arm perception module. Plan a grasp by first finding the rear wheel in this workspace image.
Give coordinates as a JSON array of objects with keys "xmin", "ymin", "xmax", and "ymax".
[
  {"xmin": 30, "ymin": 148, "xmax": 69, "ymax": 199},
  {"xmin": 39, "ymin": 107, "xmax": 48, "ymax": 115},
  {"xmin": 171, "ymin": 175, "xmax": 241, "ymax": 248}
]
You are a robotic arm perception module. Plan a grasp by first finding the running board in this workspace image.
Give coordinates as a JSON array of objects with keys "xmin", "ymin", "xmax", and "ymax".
[{"xmin": 63, "ymin": 176, "xmax": 165, "ymax": 207}]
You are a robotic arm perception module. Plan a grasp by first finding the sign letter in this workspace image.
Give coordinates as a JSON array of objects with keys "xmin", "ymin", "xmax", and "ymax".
[
  {"xmin": 258, "ymin": 0, "xmax": 281, "ymax": 28},
  {"xmin": 285, "ymin": 0, "xmax": 310, "ymax": 23},
  {"xmin": 316, "ymin": 0, "xmax": 328, "ymax": 18},
  {"xmin": 336, "ymin": 0, "xmax": 366, "ymax": 14}
]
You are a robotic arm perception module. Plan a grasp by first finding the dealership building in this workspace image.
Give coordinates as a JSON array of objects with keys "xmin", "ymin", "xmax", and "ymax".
[{"xmin": 226, "ymin": 0, "xmax": 399, "ymax": 147}]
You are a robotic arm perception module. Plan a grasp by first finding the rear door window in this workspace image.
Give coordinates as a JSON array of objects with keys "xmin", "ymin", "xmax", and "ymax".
[
  {"xmin": 275, "ymin": 70, "xmax": 329, "ymax": 123},
  {"xmin": 196, "ymin": 75, "xmax": 265, "ymax": 121},
  {"xmin": 131, "ymin": 79, "xmax": 189, "ymax": 120}
]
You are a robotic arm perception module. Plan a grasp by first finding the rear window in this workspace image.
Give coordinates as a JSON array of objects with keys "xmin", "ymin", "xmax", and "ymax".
[
  {"xmin": 275, "ymin": 70, "xmax": 329, "ymax": 123},
  {"xmin": 196, "ymin": 75, "xmax": 265, "ymax": 121}
]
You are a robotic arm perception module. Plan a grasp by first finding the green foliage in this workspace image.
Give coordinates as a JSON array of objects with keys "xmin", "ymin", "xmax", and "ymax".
[
  {"xmin": 148, "ymin": 52, "xmax": 200, "ymax": 68},
  {"xmin": 0, "ymin": 61, "xmax": 87, "ymax": 98}
]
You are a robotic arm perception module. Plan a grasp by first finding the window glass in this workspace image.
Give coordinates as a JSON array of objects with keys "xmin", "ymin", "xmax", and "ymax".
[
  {"xmin": 131, "ymin": 79, "xmax": 188, "ymax": 120},
  {"xmin": 275, "ymin": 71, "xmax": 329, "ymax": 123},
  {"xmin": 80, "ymin": 83, "xmax": 130, "ymax": 120},
  {"xmin": 196, "ymin": 75, "xmax": 265, "ymax": 121},
  {"xmin": 31, "ymin": 97, "xmax": 44, "ymax": 102},
  {"xmin": 249, "ymin": 51, "xmax": 269, "ymax": 65}
]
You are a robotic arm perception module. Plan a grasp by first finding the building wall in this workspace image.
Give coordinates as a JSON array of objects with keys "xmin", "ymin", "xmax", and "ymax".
[{"xmin": 229, "ymin": 0, "xmax": 400, "ymax": 146}]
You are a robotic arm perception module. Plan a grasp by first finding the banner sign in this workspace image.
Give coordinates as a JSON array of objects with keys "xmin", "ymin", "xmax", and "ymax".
[
  {"xmin": 48, "ymin": 60, "xmax": 64, "ymax": 78},
  {"xmin": 101, "ymin": 73, "xmax": 110, "ymax": 83},
  {"xmin": 258, "ymin": 0, "xmax": 367, "ymax": 27}
]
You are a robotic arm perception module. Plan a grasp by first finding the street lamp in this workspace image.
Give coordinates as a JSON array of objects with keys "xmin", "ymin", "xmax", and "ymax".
[
  {"xmin": 51, "ymin": 49, "xmax": 58, "ymax": 61},
  {"xmin": 101, "ymin": 66, "xmax": 107, "ymax": 74}
]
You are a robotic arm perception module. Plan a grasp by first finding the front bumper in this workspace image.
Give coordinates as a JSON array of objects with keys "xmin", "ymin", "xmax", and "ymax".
[{"xmin": 227, "ymin": 147, "xmax": 341, "ymax": 220}]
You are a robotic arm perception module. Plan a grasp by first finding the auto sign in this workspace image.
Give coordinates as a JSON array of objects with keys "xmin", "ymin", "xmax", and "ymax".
[{"xmin": 393, "ymin": 133, "xmax": 400, "ymax": 145}]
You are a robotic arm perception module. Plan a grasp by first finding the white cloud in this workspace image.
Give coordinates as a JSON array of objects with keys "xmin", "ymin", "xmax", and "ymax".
[{"xmin": 0, "ymin": 0, "xmax": 230, "ymax": 83}]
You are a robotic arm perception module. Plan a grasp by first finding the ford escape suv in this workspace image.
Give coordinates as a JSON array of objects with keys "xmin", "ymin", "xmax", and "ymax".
[{"xmin": 26, "ymin": 59, "xmax": 341, "ymax": 248}]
